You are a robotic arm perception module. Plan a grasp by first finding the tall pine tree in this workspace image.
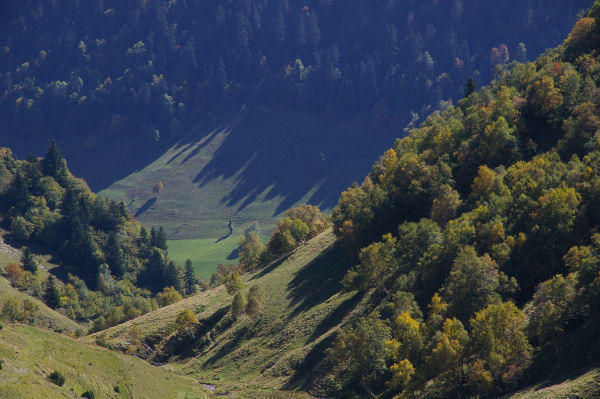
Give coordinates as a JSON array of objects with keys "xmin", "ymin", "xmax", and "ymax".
[
  {"xmin": 41, "ymin": 140, "xmax": 63, "ymax": 177},
  {"xmin": 184, "ymin": 259, "xmax": 197, "ymax": 295}
]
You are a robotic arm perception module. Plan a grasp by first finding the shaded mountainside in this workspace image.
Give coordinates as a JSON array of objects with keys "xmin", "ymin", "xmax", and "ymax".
[
  {"xmin": 100, "ymin": 108, "xmax": 391, "ymax": 239},
  {"xmin": 0, "ymin": 0, "xmax": 591, "ymax": 268},
  {"xmin": 0, "ymin": 324, "xmax": 209, "ymax": 399},
  {"xmin": 1, "ymin": 0, "xmax": 589, "ymax": 169},
  {"xmin": 0, "ymin": 1, "xmax": 591, "ymax": 232}
]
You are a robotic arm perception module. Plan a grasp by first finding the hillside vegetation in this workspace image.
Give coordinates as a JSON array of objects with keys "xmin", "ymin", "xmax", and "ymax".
[
  {"xmin": 0, "ymin": 276, "xmax": 80, "ymax": 335},
  {"xmin": 0, "ymin": 142, "xmax": 204, "ymax": 335},
  {"xmin": 321, "ymin": 3, "xmax": 600, "ymax": 397},
  {"xmin": 0, "ymin": 324, "xmax": 209, "ymax": 399},
  {"xmin": 89, "ymin": 3, "xmax": 600, "ymax": 398},
  {"xmin": 86, "ymin": 230, "xmax": 371, "ymax": 397},
  {"xmin": 5, "ymin": 1, "xmax": 600, "ymax": 398}
]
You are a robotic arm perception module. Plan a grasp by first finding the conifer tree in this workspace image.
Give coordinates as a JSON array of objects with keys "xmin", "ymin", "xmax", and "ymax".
[
  {"xmin": 44, "ymin": 276, "xmax": 60, "ymax": 309},
  {"xmin": 21, "ymin": 247, "xmax": 38, "ymax": 273},
  {"xmin": 166, "ymin": 261, "xmax": 183, "ymax": 293},
  {"xmin": 464, "ymin": 76, "xmax": 476, "ymax": 97},
  {"xmin": 151, "ymin": 226, "xmax": 167, "ymax": 250},
  {"xmin": 138, "ymin": 226, "xmax": 151, "ymax": 258},
  {"xmin": 105, "ymin": 233, "xmax": 125, "ymax": 277},
  {"xmin": 41, "ymin": 140, "xmax": 63, "ymax": 177},
  {"xmin": 184, "ymin": 259, "xmax": 197, "ymax": 295}
]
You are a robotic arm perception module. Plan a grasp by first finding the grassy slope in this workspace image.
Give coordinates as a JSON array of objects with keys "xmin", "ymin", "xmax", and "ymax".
[
  {"xmin": 100, "ymin": 109, "xmax": 385, "ymax": 240},
  {"xmin": 86, "ymin": 230, "xmax": 373, "ymax": 397},
  {"xmin": 0, "ymin": 324, "xmax": 209, "ymax": 399},
  {"xmin": 507, "ymin": 368, "xmax": 600, "ymax": 399},
  {"xmin": 0, "ymin": 237, "xmax": 80, "ymax": 335},
  {"xmin": 100, "ymin": 108, "xmax": 389, "ymax": 277},
  {"xmin": 0, "ymin": 277, "xmax": 80, "ymax": 335}
]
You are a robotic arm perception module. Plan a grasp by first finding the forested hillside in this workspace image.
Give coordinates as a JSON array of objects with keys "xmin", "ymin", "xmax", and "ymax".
[
  {"xmin": 0, "ymin": 0, "xmax": 590, "ymax": 189},
  {"xmin": 0, "ymin": 142, "xmax": 199, "ymax": 333},
  {"xmin": 324, "ymin": 4, "xmax": 600, "ymax": 397}
]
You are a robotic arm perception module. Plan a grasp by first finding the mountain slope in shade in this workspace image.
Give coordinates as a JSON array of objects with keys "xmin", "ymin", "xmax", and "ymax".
[{"xmin": 101, "ymin": 108, "xmax": 391, "ymax": 239}]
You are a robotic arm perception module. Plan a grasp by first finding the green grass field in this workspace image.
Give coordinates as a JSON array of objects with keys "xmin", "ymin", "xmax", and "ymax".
[
  {"xmin": 167, "ymin": 234, "xmax": 270, "ymax": 278},
  {"xmin": 0, "ymin": 324, "xmax": 209, "ymax": 399},
  {"xmin": 167, "ymin": 235, "xmax": 242, "ymax": 278}
]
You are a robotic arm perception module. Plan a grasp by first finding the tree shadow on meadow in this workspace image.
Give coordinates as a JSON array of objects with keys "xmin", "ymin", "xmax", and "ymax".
[
  {"xmin": 190, "ymin": 109, "xmax": 396, "ymax": 215},
  {"xmin": 286, "ymin": 242, "xmax": 351, "ymax": 319},
  {"xmin": 134, "ymin": 197, "xmax": 157, "ymax": 217}
]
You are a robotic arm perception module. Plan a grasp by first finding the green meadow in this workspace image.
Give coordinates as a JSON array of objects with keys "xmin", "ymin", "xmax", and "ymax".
[{"xmin": 167, "ymin": 234, "xmax": 271, "ymax": 278}]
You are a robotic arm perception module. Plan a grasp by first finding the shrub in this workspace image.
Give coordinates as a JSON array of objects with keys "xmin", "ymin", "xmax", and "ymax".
[
  {"xmin": 231, "ymin": 292, "xmax": 247, "ymax": 319},
  {"xmin": 245, "ymin": 285, "xmax": 265, "ymax": 318},
  {"xmin": 566, "ymin": 17, "xmax": 596, "ymax": 47},
  {"xmin": 81, "ymin": 390, "xmax": 95, "ymax": 399},
  {"xmin": 2, "ymin": 297, "xmax": 24, "ymax": 323},
  {"xmin": 48, "ymin": 370, "xmax": 65, "ymax": 386},
  {"xmin": 156, "ymin": 286, "xmax": 182, "ymax": 307},
  {"xmin": 175, "ymin": 309, "xmax": 199, "ymax": 337}
]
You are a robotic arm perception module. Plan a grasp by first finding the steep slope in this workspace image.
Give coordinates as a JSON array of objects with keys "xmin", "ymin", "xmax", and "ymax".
[
  {"xmin": 85, "ymin": 230, "xmax": 373, "ymax": 397},
  {"xmin": 0, "ymin": 324, "xmax": 209, "ymax": 399},
  {"xmin": 0, "ymin": 236, "xmax": 80, "ymax": 335},
  {"xmin": 0, "ymin": 277, "xmax": 80, "ymax": 335},
  {"xmin": 1, "ymin": 0, "xmax": 589, "ymax": 181},
  {"xmin": 84, "ymin": 230, "xmax": 600, "ymax": 399},
  {"xmin": 507, "ymin": 368, "xmax": 600, "ymax": 399},
  {"xmin": 88, "ymin": 5, "xmax": 600, "ymax": 398}
]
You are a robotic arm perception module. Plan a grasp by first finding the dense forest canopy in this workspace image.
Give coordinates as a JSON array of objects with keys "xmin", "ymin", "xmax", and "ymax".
[
  {"xmin": 316, "ymin": 3, "xmax": 600, "ymax": 397},
  {"xmin": 0, "ymin": 0, "xmax": 591, "ymax": 188}
]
